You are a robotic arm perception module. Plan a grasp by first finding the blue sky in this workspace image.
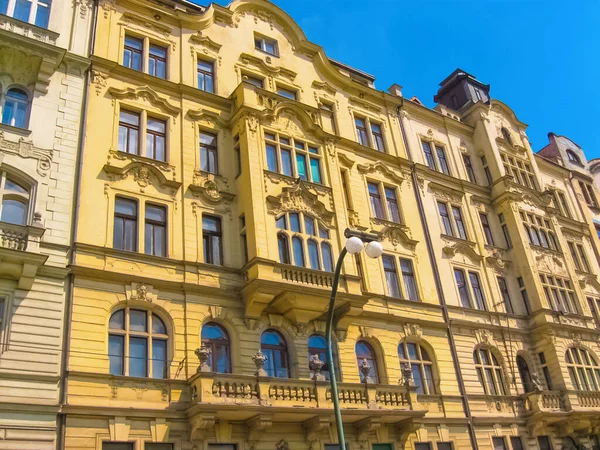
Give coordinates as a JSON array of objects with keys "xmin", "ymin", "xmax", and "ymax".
[{"xmin": 210, "ymin": 0, "xmax": 600, "ymax": 158}]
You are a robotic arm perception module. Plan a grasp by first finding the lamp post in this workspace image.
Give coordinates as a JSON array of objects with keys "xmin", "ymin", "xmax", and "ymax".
[{"xmin": 326, "ymin": 228, "xmax": 383, "ymax": 450}]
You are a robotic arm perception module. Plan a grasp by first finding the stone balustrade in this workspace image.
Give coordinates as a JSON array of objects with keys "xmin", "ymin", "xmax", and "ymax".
[{"xmin": 279, "ymin": 264, "xmax": 333, "ymax": 288}]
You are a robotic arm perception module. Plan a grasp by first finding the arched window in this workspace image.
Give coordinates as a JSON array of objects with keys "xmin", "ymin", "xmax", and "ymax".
[
  {"xmin": 398, "ymin": 342, "xmax": 436, "ymax": 394},
  {"xmin": 261, "ymin": 329, "xmax": 289, "ymax": 378},
  {"xmin": 201, "ymin": 322, "xmax": 231, "ymax": 373},
  {"xmin": 356, "ymin": 340, "xmax": 378, "ymax": 383},
  {"xmin": 566, "ymin": 347, "xmax": 600, "ymax": 391},
  {"xmin": 0, "ymin": 172, "xmax": 30, "ymax": 225},
  {"xmin": 1, "ymin": 88, "xmax": 29, "ymax": 128},
  {"xmin": 473, "ymin": 348, "xmax": 506, "ymax": 395},
  {"xmin": 501, "ymin": 127, "xmax": 512, "ymax": 145},
  {"xmin": 308, "ymin": 334, "xmax": 330, "ymax": 380},
  {"xmin": 566, "ymin": 149, "xmax": 583, "ymax": 166},
  {"xmin": 516, "ymin": 355, "xmax": 533, "ymax": 393},
  {"xmin": 108, "ymin": 308, "xmax": 168, "ymax": 378},
  {"xmin": 275, "ymin": 212, "xmax": 333, "ymax": 271}
]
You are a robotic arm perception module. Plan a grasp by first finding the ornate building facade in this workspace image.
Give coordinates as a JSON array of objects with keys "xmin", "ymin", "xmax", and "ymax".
[
  {"xmin": 57, "ymin": 1, "xmax": 600, "ymax": 450},
  {"xmin": 0, "ymin": 0, "xmax": 92, "ymax": 447}
]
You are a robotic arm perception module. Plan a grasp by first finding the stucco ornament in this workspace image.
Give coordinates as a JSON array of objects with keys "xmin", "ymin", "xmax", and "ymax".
[
  {"xmin": 308, "ymin": 354, "xmax": 325, "ymax": 381},
  {"xmin": 195, "ymin": 344, "xmax": 212, "ymax": 372},
  {"xmin": 266, "ymin": 179, "xmax": 334, "ymax": 227},
  {"xmin": 126, "ymin": 282, "xmax": 157, "ymax": 302},
  {"xmin": 190, "ymin": 172, "xmax": 235, "ymax": 205},
  {"xmin": 133, "ymin": 166, "xmax": 151, "ymax": 189},
  {"xmin": 0, "ymin": 132, "xmax": 53, "ymax": 176},
  {"xmin": 252, "ymin": 350, "xmax": 268, "ymax": 377}
]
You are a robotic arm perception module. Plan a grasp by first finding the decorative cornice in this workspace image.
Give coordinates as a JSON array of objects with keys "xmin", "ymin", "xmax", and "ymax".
[
  {"xmin": 238, "ymin": 52, "xmax": 297, "ymax": 81},
  {"xmin": 187, "ymin": 108, "xmax": 229, "ymax": 128},
  {"xmin": 189, "ymin": 172, "xmax": 235, "ymax": 205},
  {"xmin": 357, "ymin": 161, "xmax": 405, "ymax": 185},
  {"xmin": 108, "ymin": 86, "xmax": 180, "ymax": 117}
]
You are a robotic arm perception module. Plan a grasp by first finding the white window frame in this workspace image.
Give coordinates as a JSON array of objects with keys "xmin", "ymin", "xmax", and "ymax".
[{"xmin": 1, "ymin": 0, "xmax": 51, "ymax": 27}]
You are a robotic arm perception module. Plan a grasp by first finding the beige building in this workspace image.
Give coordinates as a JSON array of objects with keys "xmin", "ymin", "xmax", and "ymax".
[
  {"xmin": 60, "ymin": 1, "xmax": 600, "ymax": 450},
  {"xmin": 0, "ymin": 0, "xmax": 92, "ymax": 447}
]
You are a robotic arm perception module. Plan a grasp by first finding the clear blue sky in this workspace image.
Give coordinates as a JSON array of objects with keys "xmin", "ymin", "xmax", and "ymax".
[{"xmin": 209, "ymin": 0, "xmax": 600, "ymax": 158}]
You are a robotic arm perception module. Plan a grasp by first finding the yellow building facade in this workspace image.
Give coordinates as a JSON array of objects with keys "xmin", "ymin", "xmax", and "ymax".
[{"xmin": 62, "ymin": 1, "xmax": 600, "ymax": 450}]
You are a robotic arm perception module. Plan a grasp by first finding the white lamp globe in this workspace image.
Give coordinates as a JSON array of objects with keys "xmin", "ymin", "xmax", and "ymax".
[
  {"xmin": 365, "ymin": 241, "xmax": 384, "ymax": 259},
  {"xmin": 345, "ymin": 236, "xmax": 364, "ymax": 254}
]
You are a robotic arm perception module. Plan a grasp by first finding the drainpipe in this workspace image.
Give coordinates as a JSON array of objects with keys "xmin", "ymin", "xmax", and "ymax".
[
  {"xmin": 56, "ymin": 1, "xmax": 98, "ymax": 449},
  {"xmin": 396, "ymin": 99, "xmax": 479, "ymax": 450},
  {"xmin": 569, "ymin": 172, "xmax": 600, "ymax": 267}
]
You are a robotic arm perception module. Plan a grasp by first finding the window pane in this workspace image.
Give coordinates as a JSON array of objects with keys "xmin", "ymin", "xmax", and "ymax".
[
  {"xmin": 278, "ymin": 234, "xmax": 290, "ymax": 264},
  {"xmin": 13, "ymin": 0, "xmax": 31, "ymax": 22},
  {"xmin": 321, "ymin": 243, "xmax": 333, "ymax": 272},
  {"xmin": 292, "ymin": 237, "xmax": 304, "ymax": 266},
  {"xmin": 108, "ymin": 335, "xmax": 124, "ymax": 375},
  {"xmin": 129, "ymin": 337, "xmax": 148, "ymax": 377},
  {"xmin": 307, "ymin": 240, "xmax": 320, "ymax": 269},
  {"xmin": 202, "ymin": 216, "xmax": 220, "ymax": 232},
  {"xmin": 289, "ymin": 213, "xmax": 300, "ymax": 232},
  {"xmin": 152, "ymin": 314, "xmax": 166, "ymax": 335},
  {"xmin": 34, "ymin": 0, "xmax": 51, "ymax": 27},
  {"xmin": 266, "ymin": 144, "xmax": 278, "ymax": 172},
  {"xmin": 1, "ymin": 199, "xmax": 26, "ymax": 225},
  {"xmin": 400, "ymin": 259, "xmax": 418, "ymax": 301},
  {"xmin": 109, "ymin": 310, "xmax": 125, "ymax": 330},
  {"xmin": 281, "ymin": 149, "xmax": 292, "ymax": 176},
  {"xmin": 103, "ymin": 443, "xmax": 134, "ymax": 450},
  {"xmin": 304, "ymin": 217, "xmax": 315, "ymax": 236},
  {"xmin": 152, "ymin": 339, "xmax": 167, "ymax": 378},
  {"xmin": 310, "ymin": 157, "xmax": 322, "ymax": 184},
  {"xmin": 492, "ymin": 437, "xmax": 507, "ymax": 450},
  {"xmin": 296, "ymin": 154, "xmax": 307, "ymax": 180},
  {"xmin": 130, "ymin": 309, "xmax": 147, "ymax": 332}
]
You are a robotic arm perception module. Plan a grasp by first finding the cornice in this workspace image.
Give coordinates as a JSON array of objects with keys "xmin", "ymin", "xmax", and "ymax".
[{"xmin": 400, "ymin": 98, "xmax": 474, "ymax": 136}]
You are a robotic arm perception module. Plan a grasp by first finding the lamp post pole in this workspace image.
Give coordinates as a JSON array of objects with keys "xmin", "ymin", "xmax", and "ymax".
[{"xmin": 325, "ymin": 229, "xmax": 382, "ymax": 450}]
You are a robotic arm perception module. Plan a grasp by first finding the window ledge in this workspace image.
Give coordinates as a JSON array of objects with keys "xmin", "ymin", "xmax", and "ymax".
[
  {"xmin": 263, "ymin": 170, "xmax": 331, "ymax": 192},
  {"xmin": 0, "ymin": 122, "xmax": 32, "ymax": 137},
  {"xmin": 0, "ymin": 13, "xmax": 60, "ymax": 45}
]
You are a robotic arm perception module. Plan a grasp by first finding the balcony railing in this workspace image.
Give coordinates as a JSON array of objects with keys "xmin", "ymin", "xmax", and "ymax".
[
  {"xmin": 0, "ymin": 222, "xmax": 29, "ymax": 250},
  {"xmin": 190, "ymin": 373, "xmax": 413, "ymax": 411},
  {"xmin": 574, "ymin": 391, "xmax": 600, "ymax": 408},
  {"xmin": 279, "ymin": 265, "xmax": 333, "ymax": 288}
]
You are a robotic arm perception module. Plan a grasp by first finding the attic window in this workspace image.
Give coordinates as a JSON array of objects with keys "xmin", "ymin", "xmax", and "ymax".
[
  {"xmin": 566, "ymin": 149, "xmax": 583, "ymax": 166},
  {"xmin": 255, "ymin": 34, "xmax": 279, "ymax": 57},
  {"xmin": 501, "ymin": 127, "xmax": 513, "ymax": 145}
]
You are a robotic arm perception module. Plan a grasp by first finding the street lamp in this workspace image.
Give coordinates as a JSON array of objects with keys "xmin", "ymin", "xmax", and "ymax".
[{"xmin": 325, "ymin": 228, "xmax": 383, "ymax": 450}]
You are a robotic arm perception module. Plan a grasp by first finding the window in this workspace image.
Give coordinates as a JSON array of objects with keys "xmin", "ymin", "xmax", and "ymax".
[
  {"xmin": 463, "ymin": 154, "xmax": 477, "ymax": 184},
  {"xmin": 421, "ymin": 141, "xmax": 450, "ymax": 175},
  {"xmin": 197, "ymin": 60, "xmax": 215, "ymax": 93},
  {"xmin": 492, "ymin": 437, "xmax": 507, "ymax": 450},
  {"xmin": 234, "ymin": 134, "xmax": 242, "ymax": 177},
  {"xmin": 201, "ymin": 323, "xmax": 231, "ymax": 373},
  {"xmin": 144, "ymin": 204, "xmax": 166, "ymax": 257},
  {"xmin": 398, "ymin": 342, "xmax": 435, "ymax": 394},
  {"xmin": 114, "ymin": 197, "xmax": 137, "ymax": 251},
  {"xmin": 261, "ymin": 329, "xmax": 288, "ymax": 377},
  {"xmin": 148, "ymin": 44, "xmax": 167, "ymax": 79},
  {"xmin": 355, "ymin": 117, "xmax": 369, "ymax": 147},
  {"xmin": 415, "ymin": 444, "xmax": 432, "ymax": 450},
  {"xmin": 539, "ymin": 274, "xmax": 577, "ymax": 314},
  {"xmin": 521, "ymin": 211, "xmax": 558, "ymax": 251},
  {"xmin": 240, "ymin": 214, "xmax": 248, "ymax": 264},
  {"xmin": 103, "ymin": 444, "xmax": 133, "ymax": 450},
  {"xmin": 254, "ymin": 34, "xmax": 278, "ymax": 56},
  {"xmin": 517, "ymin": 277, "xmax": 531, "ymax": 315},
  {"xmin": 580, "ymin": 181, "xmax": 598, "ymax": 208},
  {"xmin": 202, "ymin": 215, "xmax": 222, "ymax": 265},
  {"xmin": 108, "ymin": 308, "xmax": 168, "ymax": 378},
  {"xmin": 1, "ymin": 0, "xmax": 51, "ymax": 27},
  {"xmin": 118, "ymin": 110, "xmax": 140, "ymax": 155},
  {"xmin": 480, "ymin": 213, "xmax": 494, "ymax": 246},
  {"xmin": 452, "ymin": 206, "xmax": 467, "ymax": 239},
  {"xmin": 537, "ymin": 437, "xmax": 553, "ymax": 450},
  {"xmin": 454, "ymin": 269, "xmax": 486, "ymax": 310},
  {"xmin": 566, "ymin": 149, "xmax": 582, "ymax": 166},
  {"xmin": 499, "ymin": 213, "xmax": 511, "ymax": 248},
  {"xmin": 568, "ymin": 241, "xmax": 591, "ymax": 273},
  {"xmin": 565, "ymin": 347, "xmax": 600, "ymax": 391},
  {"xmin": 552, "ymin": 190, "xmax": 572, "ymax": 218},
  {"xmin": 385, "ymin": 187, "xmax": 401, "ymax": 223},
  {"xmin": 371, "ymin": 123, "xmax": 385, "ymax": 152},
  {"xmin": 0, "ymin": 172, "xmax": 30, "ymax": 225},
  {"xmin": 516, "ymin": 355, "xmax": 534, "ymax": 393},
  {"xmin": 341, "ymin": 169, "xmax": 353, "ymax": 209},
  {"xmin": 539, "ymin": 352, "xmax": 552, "ymax": 390},
  {"xmin": 474, "ymin": 348, "xmax": 506, "ymax": 395},
  {"xmin": 146, "ymin": 117, "xmax": 166, "ymax": 161},
  {"xmin": 308, "ymin": 334, "xmax": 330, "ymax": 380},
  {"xmin": 123, "ymin": 36, "xmax": 143, "ymax": 71},
  {"xmin": 355, "ymin": 340, "xmax": 378, "ymax": 382},
  {"xmin": 275, "ymin": 212, "xmax": 333, "ymax": 271},
  {"xmin": 401, "ymin": 259, "xmax": 419, "ymax": 301},
  {"xmin": 437, "ymin": 201, "xmax": 468, "ymax": 240},
  {"xmin": 146, "ymin": 444, "xmax": 174, "ymax": 450},
  {"xmin": 368, "ymin": 182, "xmax": 385, "ymax": 219},
  {"xmin": 320, "ymin": 102, "xmax": 336, "ymax": 134},
  {"xmin": 1, "ymin": 88, "xmax": 29, "ymax": 128},
  {"xmin": 200, "ymin": 131, "xmax": 218, "ymax": 174},
  {"xmin": 381, "ymin": 256, "xmax": 419, "ymax": 301},
  {"xmin": 382, "ymin": 255, "xmax": 401, "ymax": 298},
  {"xmin": 276, "ymin": 86, "xmax": 297, "ymax": 100},
  {"xmin": 438, "ymin": 202, "xmax": 453, "ymax": 236},
  {"xmin": 588, "ymin": 297, "xmax": 600, "ymax": 328},
  {"xmin": 501, "ymin": 153, "xmax": 537, "ymax": 190},
  {"xmin": 510, "ymin": 438, "xmax": 523, "ymax": 450},
  {"xmin": 481, "ymin": 156, "xmax": 492, "ymax": 185},
  {"xmin": 497, "ymin": 277, "xmax": 513, "ymax": 314},
  {"xmin": 501, "ymin": 127, "xmax": 512, "ymax": 145},
  {"xmin": 368, "ymin": 182, "xmax": 401, "ymax": 223},
  {"xmin": 244, "ymin": 75, "xmax": 264, "ymax": 88},
  {"xmin": 264, "ymin": 133, "xmax": 322, "ymax": 184}
]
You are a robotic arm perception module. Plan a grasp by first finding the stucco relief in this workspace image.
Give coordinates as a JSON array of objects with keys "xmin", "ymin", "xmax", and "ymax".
[
  {"xmin": 534, "ymin": 250, "xmax": 567, "ymax": 277},
  {"xmin": 0, "ymin": 132, "xmax": 52, "ymax": 176},
  {"xmin": 266, "ymin": 180, "xmax": 334, "ymax": 227},
  {"xmin": 190, "ymin": 171, "xmax": 234, "ymax": 205},
  {"xmin": 239, "ymin": 53, "xmax": 297, "ymax": 82},
  {"xmin": 357, "ymin": 161, "xmax": 405, "ymax": 185},
  {"xmin": 188, "ymin": 108, "xmax": 228, "ymax": 128},
  {"xmin": 125, "ymin": 282, "xmax": 158, "ymax": 302},
  {"xmin": 109, "ymin": 86, "xmax": 180, "ymax": 119},
  {"xmin": 371, "ymin": 219, "xmax": 417, "ymax": 251},
  {"xmin": 442, "ymin": 239, "xmax": 482, "ymax": 265},
  {"xmin": 119, "ymin": 12, "xmax": 175, "ymax": 48}
]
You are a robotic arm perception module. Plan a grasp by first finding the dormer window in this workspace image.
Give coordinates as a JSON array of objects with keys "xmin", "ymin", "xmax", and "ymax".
[
  {"xmin": 1, "ymin": 0, "xmax": 51, "ymax": 28},
  {"xmin": 254, "ymin": 34, "xmax": 278, "ymax": 57},
  {"xmin": 501, "ymin": 127, "xmax": 513, "ymax": 145},
  {"xmin": 566, "ymin": 149, "xmax": 583, "ymax": 166}
]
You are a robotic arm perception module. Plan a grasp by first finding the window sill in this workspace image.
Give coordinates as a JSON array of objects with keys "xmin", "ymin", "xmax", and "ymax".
[
  {"xmin": 440, "ymin": 234, "xmax": 476, "ymax": 247},
  {"xmin": 0, "ymin": 122, "xmax": 31, "ymax": 137},
  {"xmin": 529, "ymin": 244, "xmax": 562, "ymax": 256},
  {"xmin": 263, "ymin": 170, "xmax": 330, "ymax": 192},
  {"xmin": 255, "ymin": 47, "xmax": 279, "ymax": 59}
]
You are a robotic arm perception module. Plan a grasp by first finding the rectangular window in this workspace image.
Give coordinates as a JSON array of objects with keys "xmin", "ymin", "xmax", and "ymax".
[
  {"xmin": 368, "ymin": 182, "xmax": 385, "ymax": 219},
  {"xmin": 422, "ymin": 141, "xmax": 437, "ymax": 170},
  {"xmin": 538, "ymin": 352, "xmax": 552, "ymax": 390},
  {"xmin": 469, "ymin": 271, "xmax": 486, "ymax": 310},
  {"xmin": 382, "ymin": 255, "xmax": 401, "ymax": 298},
  {"xmin": 145, "ymin": 204, "xmax": 166, "ymax": 257},
  {"xmin": 146, "ymin": 117, "xmax": 166, "ymax": 161},
  {"xmin": 385, "ymin": 187, "xmax": 401, "ymax": 223},
  {"xmin": 146, "ymin": 444, "xmax": 174, "ymax": 450},
  {"xmin": 521, "ymin": 211, "xmax": 558, "ymax": 251},
  {"xmin": 481, "ymin": 156, "xmax": 492, "ymax": 185},
  {"xmin": 203, "ymin": 215, "xmax": 222, "ymax": 265},
  {"xmin": 454, "ymin": 268, "xmax": 471, "ymax": 308},
  {"xmin": 103, "ymin": 444, "xmax": 134, "ymax": 450},
  {"xmin": 240, "ymin": 215, "xmax": 248, "ymax": 264},
  {"xmin": 510, "ymin": 438, "xmax": 523, "ymax": 450},
  {"xmin": 321, "ymin": 102, "xmax": 337, "ymax": 134},
  {"xmin": 371, "ymin": 122, "xmax": 385, "ymax": 152},
  {"xmin": 118, "ymin": 110, "xmax": 140, "ymax": 154},
  {"xmin": 234, "ymin": 134, "xmax": 241, "ymax": 177},
  {"xmin": 200, "ymin": 131, "xmax": 218, "ymax": 174},
  {"xmin": 577, "ymin": 243, "xmax": 591, "ymax": 272},
  {"xmin": 463, "ymin": 154, "xmax": 477, "ymax": 183},
  {"xmin": 480, "ymin": 213, "xmax": 494, "ymax": 246},
  {"xmin": 497, "ymin": 276, "xmax": 513, "ymax": 314},
  {"xmin": 0, "ymin": 298, "xmax": 4, "ymax": 329},
  {"xmin": 556, "ymin": 191, "xmax": 571, "ymax": 218},
  {"xmin": 123, "ymin": 35, "xmax": 143, "ymax": 71},
  {"xmin": 436, "ymin": 146, "xmax": 450, "ymax": 175},
  {"xmin": 501, "ymin": 152, "xmax": 537, "ymax": 190},
  {"xmin": 539, "ymin": 274, "xmax": 577, "ymax": 313},
  {"xmin": 569, "ymin": 242, "xmax": 583, "ymax": 271},
  {"xmin": 438, "ymin": 202, "xmax": 454, "ymax": 236},
  {"xmin": 580, "ymin": 181, "xmax": 598, "ymax": 207},
  {"xmin": 400, "ymin": 258, "xmax": 419, "ymax": 301},
  {"xmin": 197, "ymin": 60, "xmax": 215, "ymax": 93},
  {"xmin": 245, "ymin": 75, "xmax": 264, "ymax": 88},
  {"xmin": 538, "ymin": 436, "xmax": 553, "ymax": 450},
  {"xmin": 255, "ymin": 34, "xmax": 278, "ymax": 56},
  {"xmin": 437, "ymin": 444, "xmax": 452, "ymax": 450},
  {"xmin": 129, "ymin": 336, "xmax": 147, "ymax": 377},
  {"xmin": 415, "ymin": 444, "xmax": 432, "ymax": 450},
  {"xmin": 372, "ymin": 445, "xmax": 393, "ymax": 450},
  {"xmin": 114, "ymin": 197, "xmax": 137, "ymax": 251},
  {"xmin": 108, "ymin": 334, "xmax": 124, "ymax": 375},
  {"xmin": 276, "ymin": 86, "xmax": 297, "ymax": 100},
  {"xmin": 355, "ymin": 117, "xmax": 369, "ymax": 147},
  {"xmin": 452, "ymin": 206, "xmax": 467, "ymax": 240},
  {"xmin": 518, "ymin": 277, "xmax": 531, "ymax": 315},
  {"xmin": 492, "ymin": 437, "xmax": 507, "ymax": 450},
  {"xmin": 264, "ymin": 133, "xmax": 322, "ymax": 183},
  {"xmin": 148, "ymin": 44, "xmax": 167, "ymax": 79},
  {"xmin": 499, "ymin": 213, "xmax": 512, "ymax": 248}
]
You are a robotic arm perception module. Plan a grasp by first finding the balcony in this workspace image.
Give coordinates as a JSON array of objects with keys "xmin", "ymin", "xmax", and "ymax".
[{"xmin": 0, "ymin": 220, "xmax": 47, "ymax": 289}]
